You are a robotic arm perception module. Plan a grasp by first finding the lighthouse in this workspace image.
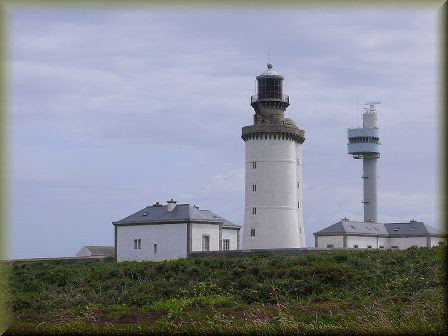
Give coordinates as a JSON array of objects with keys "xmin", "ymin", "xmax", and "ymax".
[
  {"xmin": 241, "ymin": 63, "xmax": 306, "ymax": 249},
  {"xmin": 347, "ymin": 102, "xmax": 381, "ymax": 222}
]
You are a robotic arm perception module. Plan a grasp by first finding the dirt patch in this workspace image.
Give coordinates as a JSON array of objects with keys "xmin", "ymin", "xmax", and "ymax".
[{"xmin": 92, "ymin": 310, "xmax": 165, "ymax": 326}]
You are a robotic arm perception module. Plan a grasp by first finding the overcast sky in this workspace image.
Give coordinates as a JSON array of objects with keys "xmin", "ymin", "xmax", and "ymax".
[{"xmin": 6, "ymin": 5, "xmax": 442, "ymax": 259}]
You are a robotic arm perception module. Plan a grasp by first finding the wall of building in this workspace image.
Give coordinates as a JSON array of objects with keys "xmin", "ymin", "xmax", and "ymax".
[
  {"xmin": 316, "ymin": 235, "xmax": 344, "ymax": 248},
  {"xmin": 244, "ymin": 138, "xmax": 304, "ymax": 249},
  {"xmin": 222, "ymin": 229, "xmax": 239, "ymax": 250},
  {"xmin": 116, "ymin": 223, "xmax": 188, "ymax": 262},
  {"xmin": 386, "ymin": 236, "xmax": 428, "ymax": 249},
  {"xmin": 430, "ymin": 236, "xmax": 447, "ymax": 247},
  {"xmin": 296, "ymin": 142, "xmax": 305, "ymax": 247},
  {"xmin": 191, "ymin": 223, "xmax": 220, "ymax": 252},
  {"xmin": 316, "ymin": 234, "xmax": 446, "ymax": 249},
  {"xmin": 346, "ymin": 235, "xmax": 380, "ymax": 249}
]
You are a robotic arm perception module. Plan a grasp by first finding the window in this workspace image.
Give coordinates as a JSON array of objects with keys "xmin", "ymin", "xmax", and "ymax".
[
  {"xmin": 252, "ymin": 207, "xmax": 256, "ymax": 215},
  {"xmin": 134, "ymin": 239, "xmax": 137, "ymax": 249},
  {"xmin": 353, "ymin": 244, "xmax": 358, "ymax": 248},
  {"xmin": 250, "ymin": 229, "xmax": 256, "ymax": 237},
  {"xmin": 327, "ymin": 244, "xmax": 334, "ymax": 248},
  {"xmin": 297, "ymin": 181, "xmax": 299, "ymax": 189},
  {"xmin": 438, "ymin": 242, "xmax": 446, "ymax": 246},
  {"xmin": 202, "ymin": 235, "xmax": 210, "ymax": 251},
  {"xmin": 379, "ymin": 245, "xmax": 384, "ymax": 249},
  {"xmin": 297, "ymin": 202, "xmax": 300, "ymax": 209},
  {"xmin": 223, "ymin": 239, "xmax": 230, "ymax": 251},
  {"xmin": 252, "ymin": 184, "xmax": 257, "ymax": 192},
  {"xmin": 252, "ymin": 162, "xmax": 257, "ymax": 169},
  {"xmin": 138, "ymin": 239, "xmax": 141, "ymax": 249},
  {"xmin": 153, "ymin": 244, "xmax": 158, "ymax": 254},
  {"xmin": 367, "ymin": 245, "xmax": 372, "ymax": 248},
  {"xmin": 391, "ymin": 246, "xmax": 398, "ymax": 249}
]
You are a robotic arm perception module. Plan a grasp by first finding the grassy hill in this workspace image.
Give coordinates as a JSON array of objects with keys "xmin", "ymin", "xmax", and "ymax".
[{"xmin": 4, "ymin": 247, "xmax": 447, "ymax": 335}]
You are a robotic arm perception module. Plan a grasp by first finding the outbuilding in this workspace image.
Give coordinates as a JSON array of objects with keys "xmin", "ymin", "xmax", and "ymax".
[
  {"xmin": 314, "ymin": 218, "xmax": 447, "ymax": 249},
  {"xmin": 113, "ymin": 200, "xmax": 241, "ymax": 262},
  {"xmin": 76, "ymin": 245, "xmax": 114, "ymax": 257}
]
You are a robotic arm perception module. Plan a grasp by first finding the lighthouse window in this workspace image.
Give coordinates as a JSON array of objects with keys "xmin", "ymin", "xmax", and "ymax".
[
  {"xmin": 297, "ymin": 182, "xmax": 299, "ymax": 189},
  {"xmin": 250, "ymin": 229, "xmax": 256, "ymax": 237},
  {"xmin": 252, "ymin": 162, "xmax": 257, "ymax": 169},
  {"xmin": 252, "ymin": 207, "xmax": 257, "ymax": 215},
  {"xmin": 297, "ymin": 202, "xmax": 300, "ymax": 209},
  {"xmin": 258, "ymin": 78, "xmax": 282, "ymax": 99},
  {"xmin": 252, "ymin": 184, "xmax": 257, "ymax": 192}
]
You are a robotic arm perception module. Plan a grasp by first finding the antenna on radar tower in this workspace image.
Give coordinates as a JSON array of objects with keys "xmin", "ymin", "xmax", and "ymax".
[{"xmin": 365, "ymin": 101, "xmax": 381, "ymax": 113}]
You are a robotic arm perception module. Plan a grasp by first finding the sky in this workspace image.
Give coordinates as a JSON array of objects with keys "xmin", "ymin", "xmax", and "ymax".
[{"xmin": 6, "ymin": 4, "xmax": 442, "ymax": 259}]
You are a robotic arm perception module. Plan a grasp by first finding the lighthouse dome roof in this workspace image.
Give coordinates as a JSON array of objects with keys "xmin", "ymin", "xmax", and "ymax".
[{"xmin": 257, "ymin": 63, "xmax": 284, "ymax": 79}]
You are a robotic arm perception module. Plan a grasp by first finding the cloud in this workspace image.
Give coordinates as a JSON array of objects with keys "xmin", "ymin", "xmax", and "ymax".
[{"xmin": 208, "ymin": 169, "xmax": 245, "ymax": 194}]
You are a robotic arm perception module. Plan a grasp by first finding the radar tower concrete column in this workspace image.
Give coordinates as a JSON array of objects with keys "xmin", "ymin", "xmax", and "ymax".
[{"xmin": 347, "ymin": 102, "xmax": 381, "ymax": 222}]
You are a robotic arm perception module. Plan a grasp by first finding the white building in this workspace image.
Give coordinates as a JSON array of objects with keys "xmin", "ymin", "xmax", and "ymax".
[
  {"xmin": 242, "ymin": 63, "xmax": 306, "ymax": 249},
  {"xmin": 113, "ymin": 200, "xmax": 240, "ymax": 262},
  {"xmin": 314, "ymin": 218, "xmax": 447, "ymax": 249}
]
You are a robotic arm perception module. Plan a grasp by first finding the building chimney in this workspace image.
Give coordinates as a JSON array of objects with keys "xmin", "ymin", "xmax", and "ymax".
[{"xmin": 167, "ymin": 199, "xmax": 177, "ymax": 212}]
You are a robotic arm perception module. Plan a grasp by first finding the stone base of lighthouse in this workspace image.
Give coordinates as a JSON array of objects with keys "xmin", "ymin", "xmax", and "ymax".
[{"xmin": 242, "ymin": 125, "xmax": 305, "ymax": 249}]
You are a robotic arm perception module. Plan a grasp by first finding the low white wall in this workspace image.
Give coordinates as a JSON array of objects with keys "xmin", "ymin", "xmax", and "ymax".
[
  {"xmin": 387, "ymin": 236, "xmax": 428, "ymax": 249},
  {"xmin": 222, "ymin": 229, "xmax": 239, "ymax": 250},
  {"xmin": 377, "ymin": 237, "xmax": 389, "ymax": 249},
  {"xmin": 191, "ymin": 223, "xmax": 220, "ymax": 252},
  {"xmin": 116, "ymin": 223, "xmax": 188, "ymax": 262},
  {"xmin": 346, "ymin": 235, "xmax": 379, "ymax": 248},
  {"xmin": 430, "ymin": 237, "xmax": 447, "ymax": 247},
  {"xmin": 316, "ymin": 235, "xmax": 343, "ymax": 248}
]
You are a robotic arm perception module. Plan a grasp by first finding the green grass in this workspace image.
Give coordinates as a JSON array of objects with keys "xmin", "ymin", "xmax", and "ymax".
[{"xmin": 4, "ymin": 247, "xmax": 447, "ymax": 334}]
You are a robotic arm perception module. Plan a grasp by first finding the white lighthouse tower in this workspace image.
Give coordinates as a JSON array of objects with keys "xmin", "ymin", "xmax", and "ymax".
[
  {"xmin": 242, "ymin": 63, "xmax": 306, "ymax": 249},
  {"xmin": 347, "ymin": 102, "xmax": 381, "ymax": 222}
]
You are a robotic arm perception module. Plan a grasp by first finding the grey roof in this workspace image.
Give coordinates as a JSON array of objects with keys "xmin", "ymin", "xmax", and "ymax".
[
  {"xmin": 83, "ymin": 246, "xmax": 114, "ymax": 256},
  {"xmin": 113, "ymin": 203, "xmax": 240, "ymax": 229},
  {"xmin": 384, "ymin": 222, "xmax": 444, "ymax": 236},
  {"xmin": 314, "ymin": 220, "xmax": 446, "ymax": 237},
  {"xmin": 314, "ymin": 220, "xmax": 388, "ymax": 236}
]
